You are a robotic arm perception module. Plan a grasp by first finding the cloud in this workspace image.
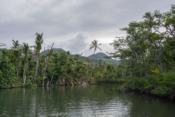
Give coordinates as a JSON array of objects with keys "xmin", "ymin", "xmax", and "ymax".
[
  {"xmin": 55, "ymin": 33, "xmax": 88, "ymax": 54},
  {"xmin": 0, "ymin": 0, "xmax": 173, "ymax": 55}
]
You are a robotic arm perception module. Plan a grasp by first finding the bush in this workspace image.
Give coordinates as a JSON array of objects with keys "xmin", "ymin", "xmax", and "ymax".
[
  {"xmin": 123, "ymin": 72, "xmax": 175, "ymax": 98},
  {"xmin": 151, "ymin": 86, "xmax": 171, "ymax": 96}
]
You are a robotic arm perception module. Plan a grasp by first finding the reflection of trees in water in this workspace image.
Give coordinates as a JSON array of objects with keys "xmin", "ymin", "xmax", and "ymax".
[
  {"xmin": 0, "ymin": 85, "xmax": 131, "ymax": 116},
  {"xmin": 0, "ymin": 85, "xmax": 174, "ymax": 117},
  {"xmin": 129, "ymin": 93, "xmax": 175, "ymax": 117}
]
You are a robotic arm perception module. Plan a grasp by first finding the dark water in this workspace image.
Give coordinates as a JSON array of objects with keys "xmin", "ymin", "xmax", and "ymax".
[{"xmin": 0, "ymin": 84, "xmax": 175, "ymax": 117}]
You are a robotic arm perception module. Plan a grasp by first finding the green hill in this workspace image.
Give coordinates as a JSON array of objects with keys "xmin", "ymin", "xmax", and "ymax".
[
  {"xmin": 88, "ymin": 52, "xmax": 110, "ymax": 59},
  {"xmin": 88, "ymin": 52, "xmax": 119, "ymax": 65},
  {"xmin": 41, "ymin": 49, "xmax": 118, "ymax": 65},
  {"xmin": 41, "ymin": 48, "xmax": 66, "ymax": 55}
]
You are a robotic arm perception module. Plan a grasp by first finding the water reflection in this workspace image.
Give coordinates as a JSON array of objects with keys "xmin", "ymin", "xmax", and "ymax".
[{"xmin": 0, "ymin": 84, "xmax": 175, "ymax": 117}]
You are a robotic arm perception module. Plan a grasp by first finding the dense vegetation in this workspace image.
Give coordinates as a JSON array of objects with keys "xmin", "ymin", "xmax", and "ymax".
[
  {"xmin": 0, "ymin": 6, "xmax": 175, "ymax": 100},
  {"xmin": 110, "ymin": 6, "xmax": 175, "ymax": 99},
  {"xmin": 0, "ymin": 34, "xmax": 117, "ymax": 88}
]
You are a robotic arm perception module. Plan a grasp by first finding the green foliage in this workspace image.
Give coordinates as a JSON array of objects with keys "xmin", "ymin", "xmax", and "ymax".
[
  {"xmin": 0, "ymin": 6, "xmax": 175, "ymax": 102},
  {"xmin": 0, "ymin": 50, "xmax": 17, "ymax": 88},
  {"xmin": 112, "ymin": 6, "xmax": 175, "ymax": 78},
  {"xmin": 122, "ymin": 72, "xmax": 175, "ymax": 98}
]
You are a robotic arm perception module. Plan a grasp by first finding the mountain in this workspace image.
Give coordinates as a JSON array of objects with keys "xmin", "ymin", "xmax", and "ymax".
[
  {"xmin": 88, "ymin": 52, "xmax": 118, "ymax": 65},
  {"xmin": 41, "ymin": 48, "xmax": 66, "ymax": 55},
  {"xmin": 88, "ymin": 52, "xmax": 110, "ymax": 60},
  {"xmin": 41, "ymin": 48, "xmax": 118, "ymax": 65}
]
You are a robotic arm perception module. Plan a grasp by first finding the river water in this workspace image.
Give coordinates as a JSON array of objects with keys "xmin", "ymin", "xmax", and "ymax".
[{"xmin": 0, "ymin": 84, "xmax": 175, "ymax": 117}]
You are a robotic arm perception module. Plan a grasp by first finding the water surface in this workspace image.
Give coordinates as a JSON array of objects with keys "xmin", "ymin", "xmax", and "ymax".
[{"xmin": 0, "ymin": 84, "xmax": 175, "ymax": 117}]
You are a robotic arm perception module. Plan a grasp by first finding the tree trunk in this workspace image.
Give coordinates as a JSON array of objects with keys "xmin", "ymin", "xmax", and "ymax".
[
  {"xmin": 23, "ymin": 63, "xmax": 27, "ymax": 86},
  {"xmin": 42, "ymin": 56, "xmax": 48, "ymax": 87},
  {"xmin": 35, "ymin": 55, "xmax": 39, "ymax": 80}
]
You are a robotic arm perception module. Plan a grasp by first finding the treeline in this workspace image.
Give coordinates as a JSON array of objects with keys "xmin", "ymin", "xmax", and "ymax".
[
  {"xmin": 0, "ymin": 33, "xmax": 116, "ymax": 88},
  {"xmin": 113, "ymin": 6, "xmax": 175, "ymax": 76},
  {"xmin": 111, "ymin": 6, "xmax": 175, "ymax": 99}
]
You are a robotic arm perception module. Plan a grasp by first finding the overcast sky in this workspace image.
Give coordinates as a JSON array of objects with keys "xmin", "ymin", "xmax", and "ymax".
[{"xmin": 0, "ymin": 0, "xmax": 173, "ymax": 55}]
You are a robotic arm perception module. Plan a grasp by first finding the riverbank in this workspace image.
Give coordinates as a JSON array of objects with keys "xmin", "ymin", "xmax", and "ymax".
[
  {"xmin": 0, "ymin": 77, "xmax": 95, "ymax": 89},
  {"xmin": 97, "ymin": 72, "xmax": 175, "ymax": 101},
  {"xmin": 1, "ymin": 72, "xmax": 175, "ymax": 102}
]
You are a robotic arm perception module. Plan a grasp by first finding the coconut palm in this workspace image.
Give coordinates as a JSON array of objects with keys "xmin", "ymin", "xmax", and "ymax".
[
  {"xmin": 43, "ymin": 43, "xmax": 54, "ymax": 86},
  {"xmin": 12, "ymin": 40, "xmax": 21, "ymax": 78},
  {"xmin": 12, "ymin": 40, "xmax": 20, "ymax": 49},
  {"xmin": 90, "ymin": 40, "xmax": 102, "ymax": 54},
  {"xmin": 34, "ymin": 32, "xmax": 43, "ymax": 80},
  {"xmin": 22, "ymin": 43, "xmax": 29, "ymax": 85}
]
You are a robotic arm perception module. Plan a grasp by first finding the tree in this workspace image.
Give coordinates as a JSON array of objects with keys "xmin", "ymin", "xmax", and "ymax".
[
  {"xmin": 22, "ymin": 43, "xmax": 29, "ymax": 85},
  {"xmin": 34, "ymin": 32, "xmax": 43, "ymax": 80},
  {"xmin": 43, "ymin": 43, "xmax": 54, "ymax": 86},
  {"xmin": 0, "ymin": 49, "xmax": 16, "ymax": 88},
  {"xmin": 90, "ymin": 40, "xmax": 102, "ymax": 54},
  {"xmin": 111, "ymin": 6, "xmax": 175, "ymax": 77},
  {"xmin": 12, "ymin": 40, "xmax": 21, "ymax": 78}
]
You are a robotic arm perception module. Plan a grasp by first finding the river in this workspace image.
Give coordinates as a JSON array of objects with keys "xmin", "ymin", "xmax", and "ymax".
[{"xmin": 0, "ymin": 84, "xmax": 175, "ymax": 117}]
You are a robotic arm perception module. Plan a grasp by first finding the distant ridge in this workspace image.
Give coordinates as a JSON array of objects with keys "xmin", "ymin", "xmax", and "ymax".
[
  {"xmin": 88, "ymin": 52, "xmax": 110, "ymax": 60},
  {"xmin": 41, "ymin": 48, "xmax": 66, "ymax": 55},
  {"xmin": 41, "ymin": 48, "xmax": 118, "ymax": 65},
  {"xmin": 88, "ymin": 52, "xmax": 118, "ymax": 64}
]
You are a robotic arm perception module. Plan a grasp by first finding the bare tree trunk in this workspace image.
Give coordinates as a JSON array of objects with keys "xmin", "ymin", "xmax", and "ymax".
[
  {"xmin": 43, "ymin": 43, "xmax": 54, "ymax": 87},
  {"xmin": 35, "ymin": 55, "xmax": 39, "ymax": 80},
  {"xmin": 16, "ymin": 62, "xmax": 21, "ymax": 78},
  {"xmin": 50, "ymin": 75, "xmax": 54, "ymax": 85},
  {"xmin": 23, "ymin": 63, "xmax": 27, "ymax": 86},
  {"xmin": 43, "ymin": 56, "xmax": 48, "ymax": 87}
]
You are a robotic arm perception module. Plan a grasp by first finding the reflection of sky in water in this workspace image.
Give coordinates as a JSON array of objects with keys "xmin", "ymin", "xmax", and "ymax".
[
  {"xmin": 65, "ymin": 99, "xmax": 131, "ymax": 117},
  {"xmin": 34, "ymin": 98, "xmax": 131, "ymax": 117}
]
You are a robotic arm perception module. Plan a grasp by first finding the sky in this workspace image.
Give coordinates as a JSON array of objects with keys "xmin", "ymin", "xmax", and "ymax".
[{"xmin": 0, "ymin": 0, "xmax": 173, "ymax": 55}]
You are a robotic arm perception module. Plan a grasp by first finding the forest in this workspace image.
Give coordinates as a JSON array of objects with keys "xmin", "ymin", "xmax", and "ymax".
[{"xmin": 0, "ymin": 6, "xmax": 175, "ymax": 100}]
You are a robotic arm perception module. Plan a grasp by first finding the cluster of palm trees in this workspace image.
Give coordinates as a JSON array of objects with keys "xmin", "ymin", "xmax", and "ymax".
[{"xmin": 7, "ymin": 33, "xmax": 45, "ymax": 85}]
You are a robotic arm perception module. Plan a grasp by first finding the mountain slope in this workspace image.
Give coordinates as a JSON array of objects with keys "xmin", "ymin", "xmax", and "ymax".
[
  {"xmin": 88, "ymin": 52, "xmax": 118, "ymax": 64},
  {"xmin": 41, "ymin": 48, "xmax": 118, "ymax": 65},
  {"xmin": 41, "ymin": 48, "xmax": 66, "ymax": 55},
  {"xmin": 88, "ymin": 52, "xmax": 110, "ymax": 59}
]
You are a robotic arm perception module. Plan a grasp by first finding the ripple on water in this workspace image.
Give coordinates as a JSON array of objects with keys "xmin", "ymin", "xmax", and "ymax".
[{"xmin": 0, "ymin": 85, "xmax": 175, "ymax": 117}]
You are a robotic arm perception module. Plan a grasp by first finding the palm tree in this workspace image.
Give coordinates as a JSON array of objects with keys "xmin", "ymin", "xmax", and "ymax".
[
  {"xmin": 43, "ymin": 43, "xmax": 54, "ymax": 86},
  {"xmin": 34, "ymin": 32, "xmax": 43, "ymax": 80},
  {"xmin": 90, "ymin": 40, "xmax": 102, "ymax": 54},
  {"xmin": 12, "ymin": 40, "xmax": 21, "ymax": 78},
  {"xmin": 22, "ymin": 43, "xmax": 29, "ymax": 85},
  {"xmin": 12, "ymin": 40, "xmax": 20, "ymax": 48}
]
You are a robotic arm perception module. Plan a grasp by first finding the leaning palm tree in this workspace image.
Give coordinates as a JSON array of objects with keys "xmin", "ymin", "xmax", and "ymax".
[
  {"xmin": 34, "ymin": 32, "xmax": 43, "ymax": 80},
  {"xmin": 89, "ymin": 40, "xmax": 102, "ymax": 54},
  {"xmin": 12, "ymin": 40, "xmax": 20, "ymax": 49},
  {"xmin": 22, "ymin": 43, "xmax": 29, "ymax": 85}
]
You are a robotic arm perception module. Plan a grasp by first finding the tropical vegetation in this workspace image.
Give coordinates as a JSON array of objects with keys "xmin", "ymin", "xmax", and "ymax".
[{"xmin": 0, "ymin": 6, "xmax": 175, "ymax": 100}]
